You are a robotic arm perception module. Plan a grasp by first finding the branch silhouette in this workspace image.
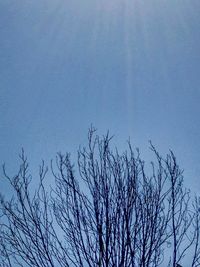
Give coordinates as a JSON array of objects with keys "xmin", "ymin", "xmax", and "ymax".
[{"xmin": 0, "ymin": 128, "xmax": 200, "ymax": 267}]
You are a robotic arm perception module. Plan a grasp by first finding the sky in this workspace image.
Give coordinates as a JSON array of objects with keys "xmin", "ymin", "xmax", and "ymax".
[{"xmin": 0, "ymin": 0, "xmax": 200, "ymax": 192}]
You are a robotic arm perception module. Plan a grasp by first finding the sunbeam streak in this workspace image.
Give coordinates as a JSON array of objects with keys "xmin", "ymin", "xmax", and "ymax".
[{"xmin": 1, "ymin": 0, "xmax": 200, "ymax": 221}]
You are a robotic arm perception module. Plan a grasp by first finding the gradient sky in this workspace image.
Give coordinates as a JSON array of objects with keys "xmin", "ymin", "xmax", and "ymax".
[{"xmin": 0, "ymin": 0, "xmax": 200, "ymax": 192}]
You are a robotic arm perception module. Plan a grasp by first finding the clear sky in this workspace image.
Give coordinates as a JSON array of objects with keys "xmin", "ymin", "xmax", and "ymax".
[{"xmin": 0, "ymin": 0, "xmax": 200, "ymax": 192}]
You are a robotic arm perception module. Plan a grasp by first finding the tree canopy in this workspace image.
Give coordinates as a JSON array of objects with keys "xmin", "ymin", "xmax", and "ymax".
[{"xmin": 0, "ymin": 128, "xmax": 200, "ymax": 267}]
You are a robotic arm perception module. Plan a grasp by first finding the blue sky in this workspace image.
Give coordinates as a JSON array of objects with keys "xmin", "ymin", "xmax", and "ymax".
[{"xmin": 0, "ymin": 0, "xmax": 200, "ymax": 191}]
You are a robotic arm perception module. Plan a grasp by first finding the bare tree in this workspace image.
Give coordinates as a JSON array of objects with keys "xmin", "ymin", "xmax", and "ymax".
[{"xmin": 0, "ymin": 128, "xmax": 200, "ymax": 267}]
